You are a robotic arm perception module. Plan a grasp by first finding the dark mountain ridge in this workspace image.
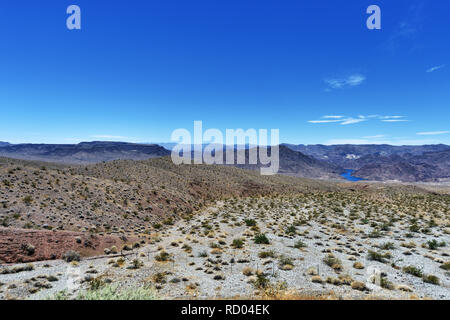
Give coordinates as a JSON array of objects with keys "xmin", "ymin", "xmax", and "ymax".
[
  {"xmin": 1, "ymin": 141, "xmax": 448, "ymax": 182},
  {"xmin": 283, "ymin": 143, "xmax": 450, "ymax": 169},
  {"xmin": 0, "ymin": 141, "xmax": 171, "ymax": 164}
]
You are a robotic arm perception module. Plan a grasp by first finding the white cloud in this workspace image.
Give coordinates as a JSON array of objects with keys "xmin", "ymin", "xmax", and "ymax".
[
  {"xmin": 381, "ymin": 119, "xmax": 409, "ymax": 122},
  {"xmin": 380, "ymin": 115, "xmax": 405, "ymax": 119},
  {"xmin": 307, "ymin": 119, "xmax": 343, "ymax": 124},
  {"xmin": 417, "ymin": 131, "xmax": 450, "ymax": 136},
  {"xmin": 340, "ymin": 118, "xmax": 367, "ymax": 125},
  {"xmin": 324, "ymin": 137, "xmax": 444, "ymax": 146},
  {"xmin": 426, "ymin": 65, "xmax": 445, "ymax": 73},
  {"xmin": 323, "ymin": 115, "xmax": 344, "ymax": 119},
  {"xmin": 308, "ymin": 115, "xmax": 408, "ymax": 125},
  {"xmin": 324, "ymin": 74, "xmax": 366, "ymax": 90},
  {"xmin": 346, "ymin": 75, "xmax": 366, "ymax": 86}
]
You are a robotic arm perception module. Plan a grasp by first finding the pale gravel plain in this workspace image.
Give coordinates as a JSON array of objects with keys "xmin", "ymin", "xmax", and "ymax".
[{"xmin": 1, "ymin": 195, "xmax": 449, "ymax": 300}]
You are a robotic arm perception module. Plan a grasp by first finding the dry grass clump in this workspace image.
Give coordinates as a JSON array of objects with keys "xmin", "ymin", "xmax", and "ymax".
[
  {"xmin": 323, "ymin": 254, "xmax": 342, "ymax": 272},
  {"xmin": 258, "ymin": 250, "xmax": 276, "ymax": 259},
  {"xmin": 422, "ymin": 274, "xmax": 440, "ymax": 285},
  {"xmin": 367, "ymin": 250, "xmax": 391, "ymax": 263},
  {"xmin": 154, "ymin": 251, "xmax": 171, "ymax": 262},
  {"xmin": 351, "ymin": 281, "xmax": 367, "ymax": 291},
  {"xmin": 242, "ymin": 267, "xmax": 253, "ymax": 276}
]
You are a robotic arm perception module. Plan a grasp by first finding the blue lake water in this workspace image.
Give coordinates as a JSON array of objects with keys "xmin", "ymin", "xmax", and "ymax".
[{"xmin": 340, "ymin": 169, "xmax": 364, "ymax": 181}]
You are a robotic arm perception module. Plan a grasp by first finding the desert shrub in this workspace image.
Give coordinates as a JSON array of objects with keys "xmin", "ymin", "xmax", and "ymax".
[
  {"xmin": 285, "ymin": 225, "xmax": 296, "ymax": 234},
  {"xmin": 258, "ymin": 250, "xmax": 276, "ymax": 259},
  {"xmin": 403, "ymin": 265, "xmax": 423, "ymax": 277},
  {"xmin": 427, "ymin": 239, "xmax": 439, "ymax": 250},
  {"xmin": 368, "ymin": 229, "xmax": 381, "ymax": 238},
  {"xmin": 182, "ymin": 244, "xmax": 192, "ymax": 253},
  {"xmin": 380, "ymin": 276, "xmax": 394, "ymax": 290},
  {"xmin": 128, "ymin": 259, "xmax": 144, "ymax": 270},
  {"xmin": 110, "ymin": 246, "xmax": 118, "ymax": 254},
  {"xmin": 198, "ymin": 251, "xmax": 208, "ymax": 258},
  {"xmin": 380, "ymin": 242, "xmax": 395, "ymax": 250},
  {"xmin": 254, "ymin": 234, "xmax": 270, "ymax": 244},
  {"xmin": 426, "ymin": 239, "xmax": 445, "ymax": 250},
  {"xmin": 244, "ymin": 219, "xmax": 256, "ymax": 227},
  {"xmin": 351, "ymin": 281, "xmax": 366, "ymax": 291},
  {"xmin": 154, "ymin": 251, "xmax": 170, "ymax": 262},
  {"xmin": 367, "ymin": 250, "xmax": 390, "ymax": 263},
  {"xmin": 122, "ymin": 244, "xmax": 132, "ymax": 251},
  {"xmin": 63, "ymin": 250, "xmax": 81, "ymax": 263},
  {"xmin": 323, "ymin": 254, "xmax": 342, "ymax": 271},
  {"xmin": 294, "ymin": 240, "xmax": 307, "ymax": 249},
  {"xmin": 21, "ymin": 243, "xmax": 35, "ymax": 256},
  {"xmin": 116, "ymin": 257, "xmax": 125, "ymax": 267},
  {"xmin": 209, "ymin": 242, "xmax": 220, "ymax": 249},
  {"xmin": 254, "ymin": 274, "xmax": 270, "ymax": 289},
  {"xmin": 88, "ymin": 277, "xmax": 105, "ymax": 290},
  {"xmin": 409, "ymin": 224, "xmax": 420, "ymax": 233},
  {"xmin": 423, "ymin": 274, "xmax": 440, "ymax": 285},
  {"xmin": 439, "ymin": 262, "xmax": 450, "ymax": 271},
  {"xmin": 152, "ymin": 272, "xmax": 167, "ymax": 284},
  {"xmin": 23, "ymin": 196, "xmax": 33, "ymax": 205},
  {"xmin": 231, "ymin": 238, "xmax": 244, "ymax": 249},
  {"xmin": 242, "ymin": 267, "xmax": 253, "ymax": 276}
]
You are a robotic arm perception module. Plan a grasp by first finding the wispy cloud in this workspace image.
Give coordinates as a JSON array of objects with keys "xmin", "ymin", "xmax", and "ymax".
[
  {"xmin": 307, "ymin": 119, "xmax": 343, "ymax": 124},
  {"xmin": 380, "ymin": 116, "xmax": 406, "ymax": 119},
  {"xmin": 340, "ymin": 118, "xmax": 367, "ymax": 125},
  {"xmin": 308, "ymin": 115, "xmax": 408, "ymax": 125},
  {"xmin": 324, "ymin": 74, "xmax": 366, "ymax": 90},
  {"xmin": 323, "ymin": 115, "xmax": 344, "ymax": 119},
  {"xmin": 417, "ymin": 131, "xmax": 450, "ymax": 136},
  {"xmin": 386, "ymin": 2, "xmax": 424, "ymax": 52},
  {"xmin": 324, "ymin": 137, "xmax": 444, "ymax": 146},
  {"xmin": 381, "ymin": 119, "xmax": 409, "ymax": 123},
  {"xmin": 426, "ymin": 65, "xmax": 445, "ymax": 73}
]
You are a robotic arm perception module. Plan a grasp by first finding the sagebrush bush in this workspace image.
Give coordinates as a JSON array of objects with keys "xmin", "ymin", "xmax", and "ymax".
[{"xmin": 254, "ymin": 234, "xmax": 270, "ymax": 244}]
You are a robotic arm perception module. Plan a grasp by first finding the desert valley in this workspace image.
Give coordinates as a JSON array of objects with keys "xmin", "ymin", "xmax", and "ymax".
[{"xmin": 0, "ymin": 142, "xmax": 448, "ymax": 300}]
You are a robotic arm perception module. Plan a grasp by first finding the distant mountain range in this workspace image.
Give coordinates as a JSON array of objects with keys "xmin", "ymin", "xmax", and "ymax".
[
  {"xmin": 0, "ymin": 141, "xmax": 449, "ymax": 182},
  {"xmin": 230, "ymin": 145, "xmax": 343, "ymax": 179},
  {"xmin": 0, "ymin": 141, "xmax": 170, "ymax": 164},
  {"xmin": 283, "ymin": 144, "xmax": 450, "ymax": 182}
]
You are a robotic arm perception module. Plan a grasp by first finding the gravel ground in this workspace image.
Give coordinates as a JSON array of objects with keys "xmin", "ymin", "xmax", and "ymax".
[{"xmin": 1, "ymin": 197, "xmax": 449, "ymax": 300}]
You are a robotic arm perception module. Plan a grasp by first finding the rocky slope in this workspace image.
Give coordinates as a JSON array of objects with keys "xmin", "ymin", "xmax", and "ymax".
[
  {"xmin": 355, "ymin": 150, "xmax": 450, "ymax": 182},
  {"xmin": 284, "ymin": 144, "xmax": 450, "ymax": 169},
  {"xmin": 1, "ymin": 189, "xmax": 449, "ymax": 300}
]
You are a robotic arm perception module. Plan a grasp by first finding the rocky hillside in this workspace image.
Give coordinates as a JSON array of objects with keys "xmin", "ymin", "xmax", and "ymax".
[
  {"xmin": 0, "ymin": 156, "xmax": 337, "ymax": 237},
  {"xmin": 284, "ymin": 144, "xmax": 450, "ymax": 169},
  {"xmin": 355, "ymin": 150, "xmax": 450, "ymax": 182},
  {"xmin": 231, "ymin": 145, "xmax": 343, "ymax": 179}
]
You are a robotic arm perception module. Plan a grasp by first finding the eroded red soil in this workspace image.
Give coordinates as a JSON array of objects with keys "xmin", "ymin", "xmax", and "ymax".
[{"xmin": 0, "ymin": 227, "xmax": 131, "ymax": 264}]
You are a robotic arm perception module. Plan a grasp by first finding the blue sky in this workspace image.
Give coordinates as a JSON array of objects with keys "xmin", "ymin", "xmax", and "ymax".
[{"xmin": 1, "ymin": 0, "xmax": 449, "ymax": 145}]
